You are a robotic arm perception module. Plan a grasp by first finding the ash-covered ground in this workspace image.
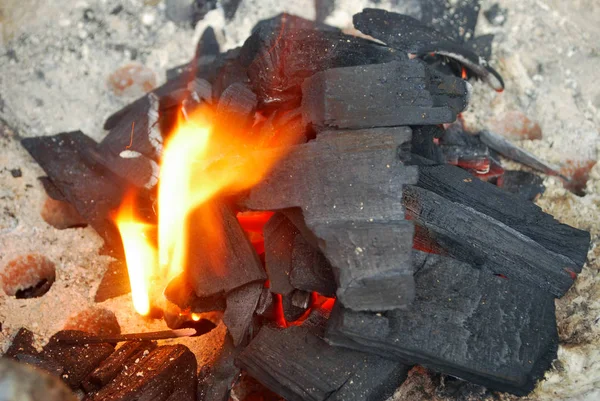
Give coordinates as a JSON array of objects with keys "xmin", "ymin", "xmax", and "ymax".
[{"xmin": 1, "ymin": 1, "xmax": 599, "ymax": 400}]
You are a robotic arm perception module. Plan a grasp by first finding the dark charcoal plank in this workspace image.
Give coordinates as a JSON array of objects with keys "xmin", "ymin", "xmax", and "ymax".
[
  {"xmin": 404, "ymin": 165, "xmax": 590, "ymax": 296},
  {"xmin": 3, "ymin": 328, "xmax": 37, "ymax": 359},
  {"xmin": 289, "ymin": 233, "xmax": 336, "ymax": 297},
  {"xmin": 21, "ymin": 132, "xmax": 126, "ymax": 253},
  {"xmin": 186, "ymin": 201, "xmax": 267, "ymax": 299},
  {"xmin": 326, "ymin": 251, "xmax": 558, "ymax": 396},
  {"xmin": 247, "ymin": 29, "xmax": 402, "ymax": 110},
  {"xmin": 84, "ymin": 344, "xmax": 196, "ymax": 401},
  {"xmin": 263, "ymin": 213, "xmax": 299, "ymax": 295},
  {"xmin": 301, "ymin": 60, "xmax": 468, "ymax": 129},
  {"xmin": 236, "ymin": 321, "xmax": 408, "ymax": 401},
  {"xmin": 223, "ymin": 282, "xmax": 263, "ymax": 346},
  {"xmin": 82, "ymin": 341, "xmax": 157, "ymax": 392},
  {"xmin": 95, "ymin": 260, "xmax": 131, "ymax": 302},
  {"xmin": 242, "ymin": 128, "xmax": 417, "ymax": 310},
  {"xmin": 42, "ymin": 331, "xmax": 114, "ymax": 390}
]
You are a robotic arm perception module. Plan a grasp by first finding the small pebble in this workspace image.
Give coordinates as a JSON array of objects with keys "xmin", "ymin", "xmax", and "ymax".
[
  {"xmin": 10, "ymin": 168, "xmax": 22, "ymax": 178},
  {"xmin": 40, "ymin": 197, "xmax": 87, "ymax": 230}
]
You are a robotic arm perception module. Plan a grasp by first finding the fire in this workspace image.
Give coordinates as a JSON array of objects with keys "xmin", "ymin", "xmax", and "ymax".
[{"xmin": 116, "ymin": 103, "xmax": 300, "ymax": 316}]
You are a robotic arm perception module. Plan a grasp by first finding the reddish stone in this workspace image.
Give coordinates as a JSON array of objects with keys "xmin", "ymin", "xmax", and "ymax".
[
  {"xmin": 489, "ymin": 111, "xmax": 542, "ymax": 140},
  {"xmin": 0, "ymin": 254, "xmax": 56, "ymax": 297},
  {"xmin": 63, "ymin": 307, "xmax": 121, "ymax": 336},
  {"xmin": 561, "ymin": 160, "xmax": 597, "ymax": 196},
  {"xmin": 107, "ymin": 63, "xmax": 157, "ymax": 96},
  {"xmin": 40, "ymin": 197, "xmax": 87, "ymax": 229}
]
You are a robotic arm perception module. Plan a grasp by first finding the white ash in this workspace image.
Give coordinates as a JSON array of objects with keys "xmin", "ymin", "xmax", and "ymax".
[{"xmin": 119, "ymin": 150, "xmax": 142, "ymax": 159}]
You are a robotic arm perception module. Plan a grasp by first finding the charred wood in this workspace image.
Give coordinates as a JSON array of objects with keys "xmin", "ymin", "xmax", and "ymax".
[
  {"xmin": 3, "ymin": 328, "xmax": 37, "ymax": 359},
  {"xmin": 223, "ymin": 282, "xmax": 263, "ymax": 346},
  {"xmin": 263, "ymin": 213, "xmax": 299, "ymax": 295},
  {"xmin": 289, "ymin": 233, "xmax": 336, "ymax": 297},
  {"xmin": 198, "ymin": 334, "xmax": 242, "ymax": 401},
  {"xmin": 94, "ymin": 260, "xmax": 130, "ymax": 303},
  {"xmin": 496, "ymin": 170, "xmax": 545, "ymax": 201},
  {"xmin": 301, "ymin": 61, "xmax": 468, "ymax": 130},
  {"xmin": 326, "ymin": 251, "xmax": 559, "ymax": 395}
]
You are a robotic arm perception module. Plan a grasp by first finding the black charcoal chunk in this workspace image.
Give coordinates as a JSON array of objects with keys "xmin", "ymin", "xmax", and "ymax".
[
  {"xmin": 289, "ymin": 233, "xmax": 336, "ymax": 297},
  {"xmin": 263, "ymin": 213, "xmax": 299, "ymax": 295},
  {"xmin": 223, "ymin": 282, "xmax": 263, "ymax": 346},
  {"xmin": 496, "ymin": 170, "xmax": 545, "ymax": 201}
]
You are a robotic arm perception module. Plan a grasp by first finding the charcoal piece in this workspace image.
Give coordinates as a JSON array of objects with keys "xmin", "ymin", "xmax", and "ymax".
[
  {"xmin": 479, "ymin": 130, "xmax": 564, "ymax": 177},
  {"xmin": 402, "ymin": 177, "xmax": 584, "ymax": 297},
  {"xmin": 38, "ymin": 176, "xmax": 67, "ymax": 201},
  {"xmin": 412, "ymin": 162, "xmax": 590, "ymax": 269},
  {"xmin": 82, "ymin": 341, "xmax": 157, "ymax": 392},
  {"xmin": 197, "ymin": 26, "xmax": 220, "ymax": 57},
  {"xmin": 223, "ymin": 282, "xmax": 263, "ymax": 346},
  {"xmin": 326, "ymin": 251, "xmax": 559, "ymax": 395},
  {"xmin": 21, "ymin": 132, "xmax": 126, "ymax": 252},
  {"xmin": 163, "ymin": 274, "xmax": 226, "ymax": 317},
  {"xmin": 439, "ymin": 124, "xmax": 489, "ymax": 171},
  {"xmin": 186, "ymin": 201, "xmax": 266, "ymax": 299},
  {"xmin": 313, "ymin": 221, "xmax": 415, "ymax": 311},
  {"xmin": 94, "ymin": 260, "xmax": 130, "ymax": 302},
  {"xmin": 41, "ymin": 331, "xmax": 114, "ymax": 390},
  {"xmin": 289, "ymin": 233, "xmax": 336, "ymax": 297},
  {"xmin": 215, "ymin": 82, "xmax": 257, "ymax": 129},
  {"xmin": 353, "ymin": 9, "xmax": 504, "ymax": 91},
  {"xmin": 236, "ymin": 324, "xmax": 408, "ymax": 401},
  {"xmin": 484, "ymin": 3, "xmax": 508, "ymax": 26},
  {"xmin": 420, "ymin": 0, "xmax": 481, "ymax": 43},
  {"xmin": 263, "ymin": 213, "xmax": 299, "ymax": 295},
  {"xmin": 187, "ymin": 77, "xmax": 213, "ymax": 104},
  {"xmin": 247, "ymin": 29, "xmax": 402, "ymax": 110},
  {"xmin": 255, "ymin": 287, "xmax": 274, "ymax": 317},
  {"xmin": 281, "ymin": 290, "xmax": 310, "ymax": 322},
  {"xmin": 211, "ymin": 59, "xmax": 251, "ymax": 100},
  {"xmin": 410, "ymin": 125, "xmax": 445, "ymax": 163},
  {"xmin": 301, "ymin": 60, "xmax": 468, "ymax": 129},
  {"xmin": 496, "ymin": 170, "xmax": 545, "ymax": 201},
  {"xmin": 3, "ymin": 328, "xmax": 37, "ymax": 359},
  {"xmin": 84, "ymin": 344, "xmax": 197, "ymax": 401},
  {"xmin": 14, "ymin": 353, "xmax": 64, "ymax": 377},
  {"xmin": 199, "ymin": 334, "xmax": 242, "ymax": 401}
]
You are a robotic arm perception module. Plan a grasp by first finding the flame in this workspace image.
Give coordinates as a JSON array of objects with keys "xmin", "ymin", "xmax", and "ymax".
[
  {"xmin": 116, "ymin": 103, "xmax": 300, "ymax": 316},
  {"xmin": 115, "ymin": 193, "xmax": 156, "ymax": 316}
]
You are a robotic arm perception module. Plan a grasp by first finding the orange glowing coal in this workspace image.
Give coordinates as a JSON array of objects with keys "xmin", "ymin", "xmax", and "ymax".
[{"xmin": 115, "ymin": 104, "xmax": 300, "ymax": 316}]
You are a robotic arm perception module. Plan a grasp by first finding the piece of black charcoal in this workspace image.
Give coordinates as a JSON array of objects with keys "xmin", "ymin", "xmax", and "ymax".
[
  {"xmin": 83, "ymin": 344, "xmax": 197, "ymax": 401},
  {"xmin": 21, "ymin": 132, "xmax": 126, "ymax": 252},
  {"xmin": 263, "ymin": 213, "xmax": 299, "ymax": 295},
  {"xmin": 163, "ymin": 274, "xmax": 226, "ymax": 321},
  {"xmin": 236, "ymin": 315, "xmax": 409, "ymax": 401},
  {"xmin": 196, "ymin": 26, "xmax": 220, "ymax": 57},
  {"xmin": 281, "ymin": 290, "xmax": 311, "ymax": 322},
  {"xmin": 496, "ymin": 170, "xmax": 545, "ymax": 201},
  {"xmin": 242, "ymin": 128, "xmax": 418, "ymax": 311},
  {"xmin": 223, "ymin": 282, "xmax": 263, "ymax": 347},
  {"xmin": 199, "ymin": 334, "xmax": 242, "ymax": 401},
  {"xmin": 403, "ymin": 161, "xmax": 590, "ymax": 297},
  {"xmin": 214, "ymin": 82, "xmax": 257, "ymax": 131},
  {"xmin": 410, "ymin": 125, "xmax": 445, "ymax": 163},
  {"xmin": 289, "ymin": 233, "xmax": 336, "ymax": 297},
  {"xmin": 94, "ymin": 260, "xmax": 130, "ymax": 302},
  {"xmin": 302, "ymin": 60, "xmax": 468, "ymax": 129},
  {"xmin": 326, "ymin": 251, "xmax": 559, "ymax": 396},
  {"xmin": 38, "ymin": 176, "xmax": 67, "ymax": 201},
  {"xmin": 42, "ymin": 331, "xmax": 114, "ymax": 390},
  {"xmin": 185, "ymin": 201, "xmax": 266, "ymax": 299},
  {"xmin": 3, "ymin": 328, "xmax": 37, "ymax": 359},
  {"xmin": 439, "ymin": 123, "xmax": 489, "ymax": 171}
]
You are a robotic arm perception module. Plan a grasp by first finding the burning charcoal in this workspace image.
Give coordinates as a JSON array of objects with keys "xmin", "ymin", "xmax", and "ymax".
[
  {"xmin": 496, "ymin": 170, "xmax": 545, "ymax": 201},
  {"xmin": 479, "ymin": 130, "xmax": 564, "ymax": 177},
  {"xmin": 410, "ymin": 125, "xmax": 445, "ymax": 163},
  {"xmin": 163, "ymin": 274, "xmax": 226, "ymax": 321},
  {"xmin": 215, "ymin": 82, "xmax": 257, "ymax": 130},
  {"xmin": 236, "ymin": 315, "xmax": 409, "ymax": 401},
  {"xmin": 314, "ymin": 221, "xmax": 414, "ymax": 311},
  {"xmin": 263, "ymin": 213, "xmax": 299, "ymax": 295},
  {"xmin": 326, "ymin": 251, "xmax": 559, "ymax": 396},
  {"xmin": 41, "ymin": 197, "xmax": 87, "ymax": 229},
  {"xmin": 185, "ymin": 201, "xmax": 267, "ymax": 300},
  {"xmin": 247, "ymin": 29, "xmax": 402, "ymax": 110},
  {"xmin": 242, "ymin": 128, "xmax": 418, "ymax": 310},
  {"xmin": 21, "ymin": 132, "xmax": 126, "ymax": 252},
  {"xmin": 353, "ymin": 9, "xmax": 504, "ymax": 91},
  {"xmin": 280, "ymin": 290, "xmax": 311, "ymax": 322},
  {"xmin": 86, "ymin": 147, "xmax": 160, "ymax": 190},
  {"xmin": 301, "ymin": 60, "xmax": 469, "ymax": 130},
  {"xmin": 83, "ymin": 344, "xmax": 197, "ymax": 401},
  {"xmin": 223, "ymin": 282, "xmax": 263, "ymax": 346},
  {"xmin": 438, "ymin": 124, "xmax": 490, "ymax": 171},
  {"xmin": 403, "ymin": 161, "xmax": 590, "ymax": 297},
  {"xmin": 4, "ymin": 328, "xmax": 37, "ymax": 359},
  {"xmin": 289, "ymin": 234, "xmax": 336, "ymax": 297},
  {"xmin": 255, "ymin": 287, "xmax": 274, "ymax": 317},
  {"xmin": 0, "ymin": 358, "xmax": 78, "ymax": 401},
  {"xmin": 82, "ymin": 341, "xmax": 157, "ymax": 393},
  {"xmin": 211, "ymin": 59, "xmax": 250, "ymax": 100},
  {"xmin": 94, "ymin": 260, "xmax": 131, "ymax": 302},
  {"xmin": 41, "ymin": 330, "xmax": 114, "ymax": 390}
]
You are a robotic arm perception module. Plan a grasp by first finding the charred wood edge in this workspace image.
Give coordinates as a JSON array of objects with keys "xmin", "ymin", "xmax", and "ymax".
[
  {"xmin": 94, "ymin": 259, "xmax": 130, "ymax": 302},
  {"xmin": 83, "ymin": 341, "xmax": 157, "ymax": 392},
  {"xmin": 84, "ymin": 344, "xmax": 197, "ymax": 401},
  {"xmin": 54, "ymin": 327, "xmax": 214, "ymax": 345}
]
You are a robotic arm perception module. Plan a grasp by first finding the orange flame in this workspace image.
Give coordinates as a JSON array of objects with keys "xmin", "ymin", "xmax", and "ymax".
[{"xmin": 116, "ymin": 103, "xmax": 300, "ymax": 316}]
